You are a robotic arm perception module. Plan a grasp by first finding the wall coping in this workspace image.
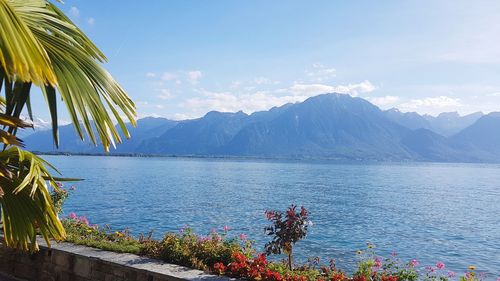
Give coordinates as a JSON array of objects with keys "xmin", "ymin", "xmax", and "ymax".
[{"xmin": 1, "ymin": 236, "xmax": 231, "ymax": 281}]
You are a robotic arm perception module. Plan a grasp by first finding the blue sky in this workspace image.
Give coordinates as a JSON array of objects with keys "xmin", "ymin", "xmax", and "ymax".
[{"xmin": 31, "ymin": 0, "xmax": 500, "ymax": 123}]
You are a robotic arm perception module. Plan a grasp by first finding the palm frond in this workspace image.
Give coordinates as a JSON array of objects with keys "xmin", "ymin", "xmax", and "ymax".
[
  {"xmin": 0, "ymin": 0, "xmax": 57, "ymax": 85},
  {"xmin": 1, "ymin": 0, "xmax": 136, "ymax": 150},
  {"xmin": 0, "ymin": 147, "xmax": 65, "ymax": 252}
]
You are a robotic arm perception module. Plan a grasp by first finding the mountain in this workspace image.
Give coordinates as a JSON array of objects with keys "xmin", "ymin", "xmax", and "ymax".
[
  {"xmin": 16, "ymin": 117, "xmax": 55, "ymax": 139},
  {"xmin": 24, "ymin": 117, "xmax": 178, "ymax": 154},
  {"xmin": 424, "ymin": 111, "xmax": 484, "ymax": 136},
  {"xmin": 385, "ymin": 109, "xmax": 483, "ymax": 137},
  {"xmin": 223, "ymin": 94, "xmax": 414, "ymax": 160},
  {"xmin": 21, "ymin": 93, "xmax": 500, "ymax": 162},
  {"xmin": 138, "ymin": 111, "xmax": 250, "ymax": 155},
  {"xmin": 384, "ymin": 109, "xmax": 432, "ymax": 131},
  {"xmin": 448, "ymin": 113, "xmax": 500, "ymax": 161},
  {"xmin": 400, "ymin": 129, "xmax": 464, "ymax": 162}
]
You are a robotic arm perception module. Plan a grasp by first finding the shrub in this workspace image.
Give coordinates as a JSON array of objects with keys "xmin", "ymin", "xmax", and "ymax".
[
  {"xmin": 264, "ymin": 205, "xmax": 311, "ymax": 270},
  {"xmin": 139, "ymin": 226, "xmax": 249, "ymax": 271},
  {"xmin": 50, "ymin": 183, "xmax": 76, "ymax": 215}
]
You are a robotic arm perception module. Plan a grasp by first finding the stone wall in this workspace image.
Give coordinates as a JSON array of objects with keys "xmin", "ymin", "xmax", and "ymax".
[{"xmin": 0, "ymin": 239, "xmax": 228, "ymax": 281}]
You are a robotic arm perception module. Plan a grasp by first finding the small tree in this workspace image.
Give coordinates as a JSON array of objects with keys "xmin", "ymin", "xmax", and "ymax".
[{"xmin": 264, "ymin": 205, "xmax": 311, "ymax": 270}]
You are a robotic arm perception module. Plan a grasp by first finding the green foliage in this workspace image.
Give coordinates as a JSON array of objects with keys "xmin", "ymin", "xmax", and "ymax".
[
  {"xmin": 50, "ymin": 183, "xmax": 76, "ymax": 215},
  {"xmin": 140, "ymin": 227, "xmax": 244, "ymax": 271},
  {"xmin": 265, "ymin": 205, "xmax": 311, "ymax": 270},
  {"xmin": 0, "ymin": 0, "xmax": 136, "ymax": 252},
  {"xmin": 62, "ymin": 217, "xmax": 142, "ymax": 254}
]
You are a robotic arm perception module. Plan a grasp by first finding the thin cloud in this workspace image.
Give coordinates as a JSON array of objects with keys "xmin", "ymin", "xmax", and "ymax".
[
  {"xmin": 162, "ymin": 72, "xmax": 176, "ymax": 81},
  {"xmin": 69, "ymin": 6, "xmax": 80, "ymax": 19},
  {"xmin": 180, "ymin": 80, "xmax": 376, "ymax": 118},
  {"xmin": 187, "ymin": 70, "xmax": 203, "ymax": 84},
  {"xmin": 157, "ymin": 89, "xmax": 174, "ymax": 100}
]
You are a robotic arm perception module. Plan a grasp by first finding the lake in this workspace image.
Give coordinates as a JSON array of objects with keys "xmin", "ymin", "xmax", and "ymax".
[{"xmin": 45, "ymin": 155, "xmax": 500, "ymax": 277}]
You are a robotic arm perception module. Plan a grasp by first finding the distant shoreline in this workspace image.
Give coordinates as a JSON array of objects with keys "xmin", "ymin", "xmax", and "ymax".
[{"xmin": 33, "ymin": 151, "xmax": 499, "ymax": 165}]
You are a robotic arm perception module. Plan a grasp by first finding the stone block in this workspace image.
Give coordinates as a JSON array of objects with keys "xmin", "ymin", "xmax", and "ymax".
[
  {"xmin": 105, "ymin": 273, "xmax": 123, "ymax": 281},
  {"xmin": 51, "ymin": 251, "xmax": 74, "ymax": 269},
  {"xmin": 73, "ymin": 256, "xmax": 91, "ymax": 277},
  {"xmin": 90, "ymin": 269, "xmax": 107, "ymax": 281},
  {"xmin": 93, "ymin": 260, "xmax": 114, "ymax": 274},
  {"xmin": 13, "ymin": 262, "xmax": 38, "ymax": 280}
]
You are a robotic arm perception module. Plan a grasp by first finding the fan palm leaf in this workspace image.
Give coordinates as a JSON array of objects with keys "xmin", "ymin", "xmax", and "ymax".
[{"xmin": 0, "ymin": 0, "xmax": 137, "ymax": 251}]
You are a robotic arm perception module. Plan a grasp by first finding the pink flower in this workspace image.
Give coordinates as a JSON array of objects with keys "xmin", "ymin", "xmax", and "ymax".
[
  {"xmin": 69, "ymin": 185, "xmax": 76, "ymax": 191},
  {"xmin": 436, "ymin": 261, "xmax": 445, "ymax": 270},
  {"xmin": 447, "ymin": 271, "xmax": 456, "ymax": 278},
  {"xmin": 465, "ymin": 272, "xmax": 471, "ymax": 279},
  {"xmin": 223, "ymin": 225, "xmax": 230, "ymax": 232},
  {"xmin": 391, "ymin": 251, "xmax": 397, "ymax": 257},
  {"xmin": 69, "ymin": 212, "xmax": 77, "ymax": 219},
  {"xmin": 410, "ymin": 259, "xmax": 419, "ymax": 267},
  {"xmin": 239, "ymin": 233, "xmax": 247, "ymax": 240},
  {"xmin": 374, "ymin": 257, "xmax": 382, "ymax": 269},
  {"xmin": 496, "ymin": 277, "xmax": 500, "ymax": 281},
  {"xmin": 79, "ymin": 216, "xmax": 89, "ymax": 226}
]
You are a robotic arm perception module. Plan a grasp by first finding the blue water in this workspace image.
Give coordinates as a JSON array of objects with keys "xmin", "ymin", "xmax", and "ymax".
[{"xmin": 45, "ymin": 155, "xmax": 500, "ymax": 277}]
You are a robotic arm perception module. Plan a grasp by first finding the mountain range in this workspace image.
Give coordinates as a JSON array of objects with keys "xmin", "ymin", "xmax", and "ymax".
[{"xmin": 22, "ymin": 93, "xmax": 500, "ymax": 162}]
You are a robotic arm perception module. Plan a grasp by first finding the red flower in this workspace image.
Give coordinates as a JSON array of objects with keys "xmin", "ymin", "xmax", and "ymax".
[
  {"xmin": 232, "ymin": 251, "xmax": 248, "ymax": 263},
  {"xmin": 253, "ymin": 253, "xmax": 268, "ymax": 267},
  {"xmin": 263, "ymin": 269, "xmax": 282, "ymax": 281},
  {"xmin": 330, "ymin": 272, "xmax": 347, "ymax": 281},
  {"xmin": 213, "ymin": 262, "xmax": 226, "ymax": 275},
  {"xmin": 381, "ymin": 275, "xmax": 398, "ymax": 281},
  {"xmin": 352, "ymin": 275, "xmax": 367, "ymax": 281}
]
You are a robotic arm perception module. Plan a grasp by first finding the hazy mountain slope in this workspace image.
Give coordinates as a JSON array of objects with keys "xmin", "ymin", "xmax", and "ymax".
[
  {"xmin": 225, "ymin": 94, "xmax": 414, "ymax": 160},
  {"xmin": 448, "ymin": 113, "xmax": 500, "ymax": 161},
  {"xmin": 384, "ymin": 109, "xmax": 433, "ymax": 131},
  {"xmin": 385, "ymin": 109, "xmax": 484, "ymax": 137},
  {"xmin": 424, "ymin": 112, "xmax": 483, "ymax": 137},
  {"xmin": 400, "ymin": 129, "xmax": 465, "ymax": 162},
  {"xmin": 138, "ymin": 111, "xmax": 251, "ymax": 154},
  {"xmin": 24, "ymin": 117, "xmax": 177, "ymax": 154}
]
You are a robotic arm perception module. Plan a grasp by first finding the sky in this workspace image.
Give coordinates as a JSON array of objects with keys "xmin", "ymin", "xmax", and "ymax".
[{"xmin": 29, "ymin": 0, "xmax": 500, "ymax": 123}]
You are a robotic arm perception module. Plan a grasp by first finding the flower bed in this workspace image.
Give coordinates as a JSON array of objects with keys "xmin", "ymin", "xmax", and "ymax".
[
  {"xmin": 61, "ymin": 215, "xmax": 493, "ymax": 281},
  {"xmin": 55, "ymin": 188, "xmax": 496, "ymax": 281}
]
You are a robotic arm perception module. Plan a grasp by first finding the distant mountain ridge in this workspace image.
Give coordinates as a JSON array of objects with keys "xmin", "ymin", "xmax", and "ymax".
[
  {"xmin": 23, "ymin": 93, "xmax": 500, "ymax": 162},
  {"xmin": 384, "ymin": 109, "xmax": 484, "ymax": 136}
]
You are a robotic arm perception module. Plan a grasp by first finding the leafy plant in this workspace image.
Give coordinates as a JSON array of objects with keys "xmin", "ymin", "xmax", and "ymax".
[
  {"xmin": 0, "ymin": 0, "xmax": 136, "ymax": 252},
  {"xmin": 264, "ymin": 205, "xmax": 311, "ymax": 270},
  {"xmin": 63, "ymin": 214, "xmax": 142, "ymax": 254},
  {"xmin": 140, "ymin": 226, "xmax": 246, "ymax": 271},
  {"xmin": 50, "ymin": 183, "xmax": 76, "ymax": 215}
]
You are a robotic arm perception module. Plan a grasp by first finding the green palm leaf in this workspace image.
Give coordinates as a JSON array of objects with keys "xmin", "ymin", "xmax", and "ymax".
[
  {"xmin": 0, "ymin": 147, "xmax": 65, "ymax": 252},
  {"xmin": 0, "ymin": 0, "xmax": 57, "ymax": 85},
  {"xmin": 0, "ymin": 0, "xmax": 137, "ymax": 251}
]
